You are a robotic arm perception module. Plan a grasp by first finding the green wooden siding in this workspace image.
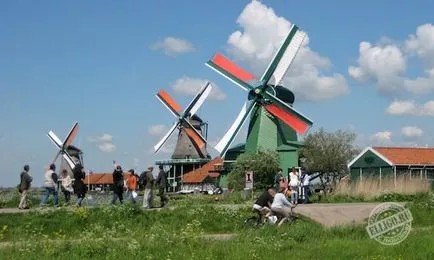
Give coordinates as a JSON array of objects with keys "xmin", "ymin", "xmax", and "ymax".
[{"xmin": 350, "ymin": 150, "xmax": 391, "ymax": 168}]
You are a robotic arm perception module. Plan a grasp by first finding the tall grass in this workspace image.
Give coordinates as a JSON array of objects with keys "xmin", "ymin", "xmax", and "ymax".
[{"xmin": 335, "ymin": 176, "xmax": 431, "ymax": 199}]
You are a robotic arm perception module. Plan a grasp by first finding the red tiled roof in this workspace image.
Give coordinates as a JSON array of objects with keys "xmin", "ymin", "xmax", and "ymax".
[
  {"xmin": 83, "ymin": 174, "xmax": 104, "ymax": 184},
  {"xmin": 373, "ymin": 147, "xmax": 434, "ymax": 165},
  {"xmin": 183, "ymin": 157, "xmax": 223, "ymax": 183},
  {"xmin": 84, "ymin": 173, "xmax": 128, "ymax": 185}
]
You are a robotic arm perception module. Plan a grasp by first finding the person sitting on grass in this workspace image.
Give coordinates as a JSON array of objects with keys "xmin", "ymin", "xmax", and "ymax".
[
  {"xmin": 252, "ymin": 187, "xmax": 276, "ymax": 224},
  {"xmin": 270, "ymin": 188, "xmax": 296, "ymax": 227}
]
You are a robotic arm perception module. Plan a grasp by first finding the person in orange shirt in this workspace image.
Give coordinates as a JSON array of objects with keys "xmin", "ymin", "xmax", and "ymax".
[{"xmin": 126, "ymin": 169, "xmax": 138, "ymax": 204}]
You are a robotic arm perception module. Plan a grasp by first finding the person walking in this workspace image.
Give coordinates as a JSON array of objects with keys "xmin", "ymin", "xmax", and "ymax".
[
  {"xmin": 60, "ymin": 169, "xmax": 74, "ymax": 206},
  {"xmin": 40, "ymin": 164, "xmax": 59, "ymax": 208},
  {"xmin": 301, "ymin": 171, "xmax": 310, "ymax": 204},
  {"xmin": 155, "ymin": 165, "xmax": 169, "ymax": 208},
  {"xmin": 72, "ymin": 163, "xmax": 87, "ymax": 207},
  {"xmin": 18, "ymin": 164, "xmax": 32, "ymax": 209},
  {"xmin": 142, "ymin": 165, "xmax": 154, "ymax": 209},
  {"xmin": 289, "ymin": 167, "xmax": 300, "ymax": 205},
  {"xmin": 112, "ymin": 164, "xmax": 124, "ymax": 205},
  {"xmin": 126, "ymin": 169, "xmax": 138, "ymax": 204}
]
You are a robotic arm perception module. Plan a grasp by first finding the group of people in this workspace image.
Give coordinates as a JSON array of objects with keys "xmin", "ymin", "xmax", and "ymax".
[
  {"xmin": 274, "ymin": 167, "xmax": 311, "ymax": 205},
  {"xmin": 248, "ymin": 167, "xmax": 312, "ymax": 226},
  {"xmin": 17, "ymin": 161, "xmax": 87, "ymax": 209},
  {"xmin": 111, "ymin": 163, "xmax": 170, "ymax": 209}
]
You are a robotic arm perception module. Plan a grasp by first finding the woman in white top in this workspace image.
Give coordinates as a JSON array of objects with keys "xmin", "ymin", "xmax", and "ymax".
[
  {"xmin": 289, "ymin": 167, "xmax": 300, "ymax": 204},
  {"xmin": 60, "ymin": 169, "xmax": 74, "ymax": 206},
  {"xmin": 271, "ymin": 191, "xmax": 295, "ymax": 227}
]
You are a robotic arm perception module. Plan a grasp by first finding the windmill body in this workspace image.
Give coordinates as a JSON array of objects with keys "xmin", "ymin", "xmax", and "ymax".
[
  {"xmin": 172, "ymin": 114, "xmax": 209, "ymax": 160},
  {"xmin": 154, "ymin": 83, "xmax": 213, "ymax": 191},
  {"xmin": 47, "ymin": 122, "xmax": 83, "ymax": 177},
  {"xmin": 206, "ymin": 23, "xmax": 313, "ymax": 172}
]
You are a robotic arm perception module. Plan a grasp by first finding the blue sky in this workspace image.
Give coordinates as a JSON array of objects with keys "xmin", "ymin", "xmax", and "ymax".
[{"xmin": 1, "ymin": 0, "xmax": 433, "ymax": 187}]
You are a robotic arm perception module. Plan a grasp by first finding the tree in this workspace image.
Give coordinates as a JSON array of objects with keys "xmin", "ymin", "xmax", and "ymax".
[
  {"xmin": 299, "ymin": 128, "xmax": 360, "ymax": 188},
  {"xmin": 227, "ymin": 149, "xmax": 279, "ymax": 190}
]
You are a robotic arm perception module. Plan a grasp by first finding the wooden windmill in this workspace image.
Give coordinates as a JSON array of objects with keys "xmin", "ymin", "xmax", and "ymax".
[
  {"xmin": 206, "ymin": 23, "xmax": 314, "ymax": 171},
  {"xmin": 47, "ymin": 122, "xmax": 83, "ymax": 175},
  {"xmin": 154, "ymin": 82, "xmax": 213, "ymax": 159}
]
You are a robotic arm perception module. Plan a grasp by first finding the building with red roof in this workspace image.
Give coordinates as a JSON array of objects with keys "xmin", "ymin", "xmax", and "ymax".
[{"xmin": 348, "ymin": 146, "xmax": 434, "ymax": 182}]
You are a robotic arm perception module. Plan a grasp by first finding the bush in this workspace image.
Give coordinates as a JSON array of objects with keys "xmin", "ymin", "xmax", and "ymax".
[{"xmin": 227, "ymin": 149, "xmax": 279, "ymax": 190}]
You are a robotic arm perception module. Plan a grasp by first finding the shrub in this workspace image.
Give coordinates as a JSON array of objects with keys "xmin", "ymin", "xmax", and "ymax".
[{"xmin": 227, "ymin": 149, "xmax": 279, "ymax": 190}]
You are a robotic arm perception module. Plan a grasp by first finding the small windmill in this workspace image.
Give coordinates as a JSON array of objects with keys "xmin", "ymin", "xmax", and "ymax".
[
  {"xmin": 154, "ymin": 82, "xmax": 213, "ymax": 159},
  {"xmin": 206, "ymin": 23, "xmax": 313, "ymax": 170},
  {"xmin": 47, "ymin": 122, "xmax": 81, "ymax": 172}
]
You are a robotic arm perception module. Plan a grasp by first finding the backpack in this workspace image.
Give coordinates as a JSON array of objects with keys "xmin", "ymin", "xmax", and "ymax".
[{"xmin": 139, "ymin": 171, "xmax": 147, "ymax": 187}]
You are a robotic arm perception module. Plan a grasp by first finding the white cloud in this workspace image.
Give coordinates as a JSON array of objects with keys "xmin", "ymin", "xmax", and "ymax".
[
  {"xmin": 88, "ymin": 133, "xmax": 113, "ymax": 142},
  {"xmin": 401, "ymin": 126, "xmax": 423, "ymax": 139},
  {"xmin": 148, "ymin": 124, "xmax": 168, "ymax": 137},
  {"xmin": 88, "ymin": 133, "xmax": 116, "ymax": 153},
  {"xmin": 151, "ymin": 37, "xmax": 195, "ymax": 56},
  {"xmin": 349, "ymin": 23, "xmax": 434, "ymax": 95},
  {"xmin": 406, "ymin": 23, "xmax": 434, "ymax": 67},
  {"xmin": 386, "ymin": 100, "xmax": 434, "ymax": 116},
  {"xmin": 371, "ymin": 131, "xmax": 392, "ymax": 143},
  {"xmin": 147, "ymin": 124, "xmax": 176, "ymax": 154},
  {"xmin": 98, "ymin": 142, "xmax": 116, "ymax": 153},
  {"xmin": 171, "ymin": 76, "xmax": 226, "ymax": 101},
  {"xmin": 225, "ymin": 0, "xmax": 349, "ymax": 101},
  {"xmin": 348, "ymin": 42, "xmax": 406, "ymax": 92}
]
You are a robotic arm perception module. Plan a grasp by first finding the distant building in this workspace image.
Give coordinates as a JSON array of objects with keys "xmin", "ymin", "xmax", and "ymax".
[
  {"xmin": 83, "ymin": 173, "xmax": 128, "ymax": 191},
  {"xmin": 348, "ymin": 147, "xmax": 434, "ymax": 182},
  {"xmin": 181, "ymin": 157, "xmax": 223, "ymax": 192}
]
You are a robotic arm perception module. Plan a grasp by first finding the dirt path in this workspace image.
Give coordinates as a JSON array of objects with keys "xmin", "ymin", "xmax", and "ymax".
[{"xmin": 293, "ymin": 202, "xmax": 405, "ymax": 227}]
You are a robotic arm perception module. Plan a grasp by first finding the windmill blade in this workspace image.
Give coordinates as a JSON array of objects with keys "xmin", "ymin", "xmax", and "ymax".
[
  {"xmin": 215, "ymin": 101, "xmax": 256, "ymax": 156},
  {"xmin": 154, "ymin": 122, "xmax": 179, "ymax": 153},
  {"xmin": 263, "ymin": 91, "xmax": 313, "ymax": 134},
  {"xmin": 261, "ymin": 24, "xmax": 306, "ymax": 86},
  {"xmin": 182, "ymin": 119, "xmax": 207, "ymax": 149},
  {"xmin": 206, "ymin": 53, "xmax": 256, "ymax": 91},
  {"xmin": 47, "ymin": 131, "xmax": 63, "ymax": 148},
  {"xmin": 64, "ymin": 122, "xmax": 79, "ymax": 146},
  {"xmin": 183, "ymin": 82, "xmax": 213, "ymax": 117},
  {"xmin": 156, "ymin": 90, "xmax": 182, "ymax": 118},
  {"xmin": 61, "ymin": 151, "xmax": 77, "ymax": 170}
]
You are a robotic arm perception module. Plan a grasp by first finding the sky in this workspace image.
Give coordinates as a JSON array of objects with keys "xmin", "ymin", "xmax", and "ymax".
[{"xmin": 1, "ymin": 0, "xmax": 434, "ymax": 187}]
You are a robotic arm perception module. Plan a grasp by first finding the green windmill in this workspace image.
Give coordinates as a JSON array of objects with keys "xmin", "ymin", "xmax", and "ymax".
[{"xmin": 206, "ymin": 23, "xmax": 313, "ymax": 173}]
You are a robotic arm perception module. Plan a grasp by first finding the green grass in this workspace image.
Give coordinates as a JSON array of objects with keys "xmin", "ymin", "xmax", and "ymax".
[{"xmin": 0, "ymin": 192, "xmax": 433, "ymax": 259}]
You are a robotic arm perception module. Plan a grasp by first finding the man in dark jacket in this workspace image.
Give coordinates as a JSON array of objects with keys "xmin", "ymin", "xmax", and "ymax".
[
  {"xmin": 18, "ymin": 164, "xmax": 32, "ymax": 209},
  {"xmin": 155, "ymin": 165, "xmax": 170, "ymax": 208},
  {"xmin": 111, "ymin": 164, "xmax": 124, "ymax": 205}
]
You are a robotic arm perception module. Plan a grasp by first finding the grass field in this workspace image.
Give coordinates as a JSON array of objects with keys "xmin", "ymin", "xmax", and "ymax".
[{"xmin": 0, "ymin": 191, "xmax": 433, "ymax": 259}]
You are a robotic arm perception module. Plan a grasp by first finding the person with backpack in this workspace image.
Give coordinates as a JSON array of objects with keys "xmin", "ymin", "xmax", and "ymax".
[
  {"xmin": 139, "ymin": 170, "xmax": 147, "ymax": 191},
  {"xmin": 40, "ymin": 163, "xmax": 59, "ymax": 208},
  {"xmin": 18, "ymin": 164, "xmax": 32, "ymax": 209},
  {"xmin": 111, "ymin": 163, "xmax": 124, "ymax": 205},
  {"xmin": 155, "ymin": 165, "xmax": 170, "ymax": 208},
  {"xmin": 72, "ymin": 163, "xmax": 87, "ymax": 207}
]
